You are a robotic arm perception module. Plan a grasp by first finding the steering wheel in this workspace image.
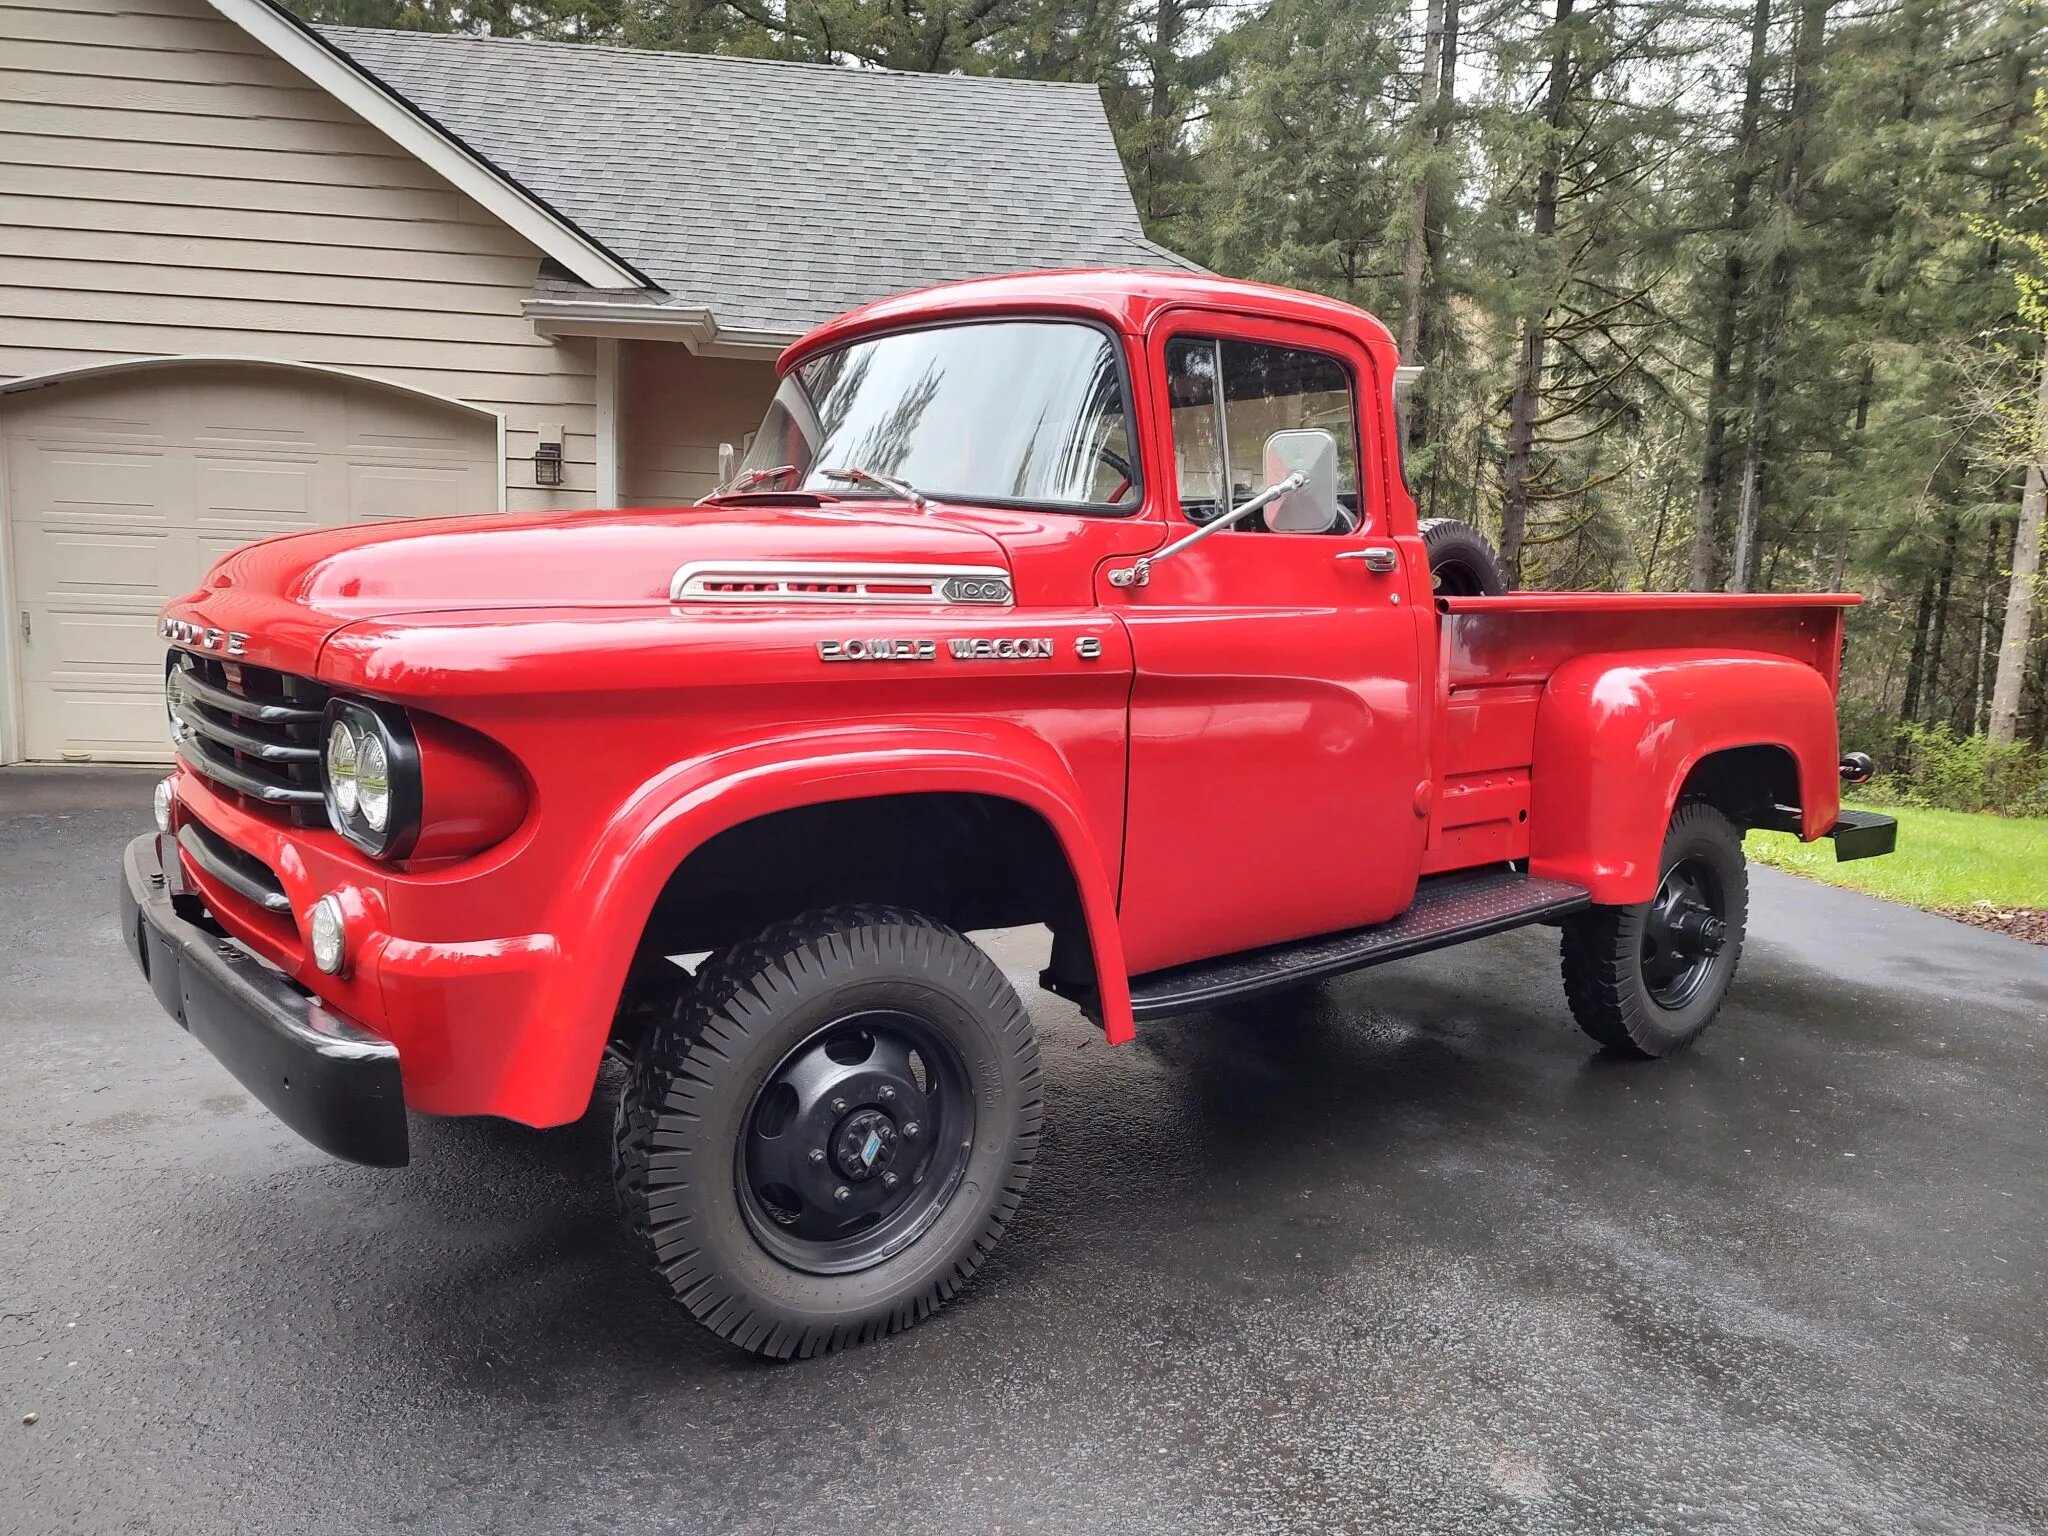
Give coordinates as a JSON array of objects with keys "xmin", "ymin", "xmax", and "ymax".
[{"xmin": 1097, "ymin": 446, "xmax": 1134, "ymax": 504}]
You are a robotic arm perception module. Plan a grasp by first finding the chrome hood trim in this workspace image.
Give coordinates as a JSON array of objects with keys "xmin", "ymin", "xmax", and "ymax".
[{"xmin": 669, "ymin": 560, "xmax": 1012, "ymax": 607}]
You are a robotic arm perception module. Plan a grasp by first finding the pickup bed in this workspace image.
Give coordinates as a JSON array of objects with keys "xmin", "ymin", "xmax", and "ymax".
[{"xmin": 119, "ymin": 269, "xmax": 1892, "ymax": 1357}]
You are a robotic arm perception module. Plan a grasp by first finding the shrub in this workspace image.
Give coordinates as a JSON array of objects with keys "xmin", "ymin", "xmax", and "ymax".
[{"xmin": 1861, "ymin": 723, "xmax": 2048, "ymax": 817}]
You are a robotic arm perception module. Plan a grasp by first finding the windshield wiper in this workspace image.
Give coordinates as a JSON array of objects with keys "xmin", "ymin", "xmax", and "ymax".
[
  {"xmin": 818, "ymin": 465, "xmax": 930, "ymax": 510},
  {"xmin": 709, "ymin": 464, "xmax": 799, "ymax": 498}
]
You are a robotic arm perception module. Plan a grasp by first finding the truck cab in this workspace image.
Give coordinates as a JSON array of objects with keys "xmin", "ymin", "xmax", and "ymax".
[{"xmin": 120, "ymin": 270, "xmax": 1893, "ymax": 1358}]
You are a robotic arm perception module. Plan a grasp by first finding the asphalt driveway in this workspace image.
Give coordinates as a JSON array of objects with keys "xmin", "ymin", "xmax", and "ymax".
[{"xmin": 3, "ymin": 768, "xmax": 2045, "ymax": 1535}]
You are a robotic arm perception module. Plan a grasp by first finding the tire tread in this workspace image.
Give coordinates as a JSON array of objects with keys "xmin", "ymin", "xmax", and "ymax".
[
  {"xmin": 612, "ymin": 904, "xmax": 1042, "ymax": 1359},
  {"xmin": 1558, "ymin": 800, "xmax": 1748, "ymax": 1058}
]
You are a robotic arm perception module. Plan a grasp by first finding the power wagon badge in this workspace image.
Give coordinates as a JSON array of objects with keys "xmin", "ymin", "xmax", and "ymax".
[{"xmin": 818, "ymin": 636, "xmax": 1057, "ymax": 662}]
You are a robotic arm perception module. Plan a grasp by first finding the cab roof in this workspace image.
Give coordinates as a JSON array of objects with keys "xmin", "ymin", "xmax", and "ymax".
[{"xmin": 780, "ymin": 269, "xmax": 1400, "ymax": 371}]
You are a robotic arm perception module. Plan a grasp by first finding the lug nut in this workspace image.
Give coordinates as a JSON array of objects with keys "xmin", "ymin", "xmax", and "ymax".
[
  {"xmin": 902, "ymin": 1121, "xmax": 921, "ymax": 1139},
  {"xmin": 831, "ymin": 1097, "xmax": 848, "ymax": 1113},
  {"xmin": 808, "ymin": 1148, "xmax": 826, "ymax": 1165},
  {"xmin": 879, "ymin": 1086, "xmax": 895, "ymax": 1101},
  {"xmin": 881, "ymin": 1172, "xmax": 899, "ymax": 1189},
  {"xmin": 833, "ymin": 1185, "xmax": 851, "ymax": 1204}
]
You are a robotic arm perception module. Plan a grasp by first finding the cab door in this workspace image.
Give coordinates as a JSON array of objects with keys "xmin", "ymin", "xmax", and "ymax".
[{"xmin": 1109, "ymin": 312, "xmax": 1429, "ymax": 976}]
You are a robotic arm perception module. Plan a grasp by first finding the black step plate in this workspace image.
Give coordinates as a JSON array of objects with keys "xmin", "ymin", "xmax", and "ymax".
[
  {"xmin": 1828, "ymin": 808, "xmax": 1897, "ymax": 861},
  {"xmin": 1128, "ymin": 866, "xmax": 1591, "ymax": 1020}
]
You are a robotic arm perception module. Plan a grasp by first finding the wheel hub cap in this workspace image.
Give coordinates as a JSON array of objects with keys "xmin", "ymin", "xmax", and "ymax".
[
  {"xmin": 1641, "ymin": 856, "xmax": 1729, "ymax": 1009},
  {"xmin": 832, "ymin": 1108, "xmax": 899, "ymax": 1182}
]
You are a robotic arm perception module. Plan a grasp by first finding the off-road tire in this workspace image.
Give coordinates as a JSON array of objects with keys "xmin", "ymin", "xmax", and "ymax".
[
  {"xmin": 1419, "ymin": 517, "xmax": 1510, "ymax": 597},
  {"xmin": 1559, "ymin": 801, "xmax": 1748, "ymax": 1058},
  {"xmin": 612, "ymin": 905, "xmax": 1042, "ymax": 1358}
]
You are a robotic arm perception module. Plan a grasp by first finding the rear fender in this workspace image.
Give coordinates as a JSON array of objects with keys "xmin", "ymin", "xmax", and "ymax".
[
  {"xmin": 1529, "ymin": 651, "xmax": 1840, "ymax": 905},
  {"xmin": 522, "ymin": 723, "xmax": 1132, "ymax": 1126}
]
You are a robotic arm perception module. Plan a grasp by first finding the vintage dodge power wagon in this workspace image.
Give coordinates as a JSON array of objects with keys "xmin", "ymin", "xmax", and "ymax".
[{"xmin": 121, "ymin": 270, "xmax": 1894, "ymax": 1357}]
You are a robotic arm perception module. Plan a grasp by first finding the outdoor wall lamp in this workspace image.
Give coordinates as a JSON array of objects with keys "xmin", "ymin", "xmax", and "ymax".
[{"xmin": 534, "ymin": 423, "xmax": 564, "ymax": 488}]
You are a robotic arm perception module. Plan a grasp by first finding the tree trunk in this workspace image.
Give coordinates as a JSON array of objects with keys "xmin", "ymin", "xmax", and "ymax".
[
  {"xmin": 1499, "ymin": 0, "xmax": 1575, "ymax": 584},
  {"xmin": 1924, "ymin": 514, "xmax": 1959, "ymax": 725},
  {"xmin": 1729, "ymin": 0, "xmax": 1830, "ymax": 593},
  {"xmin": 1687, "ymin": 0, "xmax": 1772, "ymax": 592},
  {"xmin": 1408, "ymin": 0, "xmax": 1461, "ymax": 482},
  {"xmin": 1989, "ymin": 351, "xmax": 2048, "ymax": 745},
  {"xmin": 1135, "ymin": 0, "xmax": 1188, "ymax": 230},
  {"xmin": 1399, "ymin": 0, "xmax": 1446, "ymax": 364},
  {"xmin": 1643, "ymin": 467, "xmax": 1675, "ymax": 588},
  {"xmin": 1900, "ymin": 575, "xmax": 1935, "ymax": 728},
  {"xmin": 1974, "ymin": 520, "xmax": 2000, "ymax": 732}
]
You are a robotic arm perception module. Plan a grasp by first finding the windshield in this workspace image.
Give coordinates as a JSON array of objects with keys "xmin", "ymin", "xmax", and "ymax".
[{"xmin": 732, "ymin": 320, "xmax": 1140, "ymax": 511}]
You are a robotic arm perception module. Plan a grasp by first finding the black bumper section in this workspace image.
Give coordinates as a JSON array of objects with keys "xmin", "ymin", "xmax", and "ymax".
[
  {"xmin": 119, "ymin": 833, "xmax": 409, "ymax": 1167},
  {"xmin": 1828, "ymin": 808, "xmax": 1898, "ymax": 862}
]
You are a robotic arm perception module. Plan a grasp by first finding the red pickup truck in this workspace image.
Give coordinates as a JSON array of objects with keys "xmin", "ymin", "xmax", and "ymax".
[{"xmin": 121, "ymin": 270, "xmax": 1892, "ymax": 1357}]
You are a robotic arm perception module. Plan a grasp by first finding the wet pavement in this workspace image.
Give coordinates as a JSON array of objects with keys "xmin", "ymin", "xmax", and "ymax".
[{"xmin": 3, "ymin": 767, "xmax": 2045, "ymax": 1534}]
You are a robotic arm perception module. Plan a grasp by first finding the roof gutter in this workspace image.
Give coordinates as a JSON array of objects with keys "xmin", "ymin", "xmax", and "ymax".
[
  {"xmin": 523, "ymin": 298, "xmax": 801, "ymax": 359},
  {"xmin": 209, "ymin": 0, "xmax": 650, "ymax": 292}
]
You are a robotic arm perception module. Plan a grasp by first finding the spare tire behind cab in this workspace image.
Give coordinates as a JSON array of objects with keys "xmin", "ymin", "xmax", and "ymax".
[{"xmin": 1419, "ymin": 518, "xmax": 1509, "ymax": 598}]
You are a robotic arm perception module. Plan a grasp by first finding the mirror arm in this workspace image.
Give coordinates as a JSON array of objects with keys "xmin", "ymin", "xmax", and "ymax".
[{"xmin": 1107, "ymin": 472, "xmax": 1307, "ymax": 589}]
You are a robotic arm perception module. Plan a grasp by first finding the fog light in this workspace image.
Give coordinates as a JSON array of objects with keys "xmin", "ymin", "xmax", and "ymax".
[
  {"xmin": 153, "ymin": 775, "xmax": 176, "ymax": 835},
  {"xmin": 310, "ymin": 894, "xmax": 348, "ymax": 976}
]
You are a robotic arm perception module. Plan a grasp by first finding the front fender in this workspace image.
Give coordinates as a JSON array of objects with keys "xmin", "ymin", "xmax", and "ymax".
[
  {"xmin": 518, "ymin": 721, "xmax": 1133, "ymax": 1126},
  {"xmin": 1529, "ymin": 650, "xmax": 1841, "ymax": 905}
]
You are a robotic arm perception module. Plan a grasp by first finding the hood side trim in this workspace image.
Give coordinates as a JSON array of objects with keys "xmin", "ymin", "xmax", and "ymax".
[{"xmin": 669, "ymin": 561, "xmax": 1013, "ymax": 607}]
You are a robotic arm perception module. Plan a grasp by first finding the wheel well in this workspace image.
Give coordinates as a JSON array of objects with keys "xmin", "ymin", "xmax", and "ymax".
[
  {"xmin": 1677, "ymin": 744, "xmax": 1800, "ymax": 829},
  {"xmin": 627, "ymin": 791, "xmax": 1096, "ymax": 1000}
]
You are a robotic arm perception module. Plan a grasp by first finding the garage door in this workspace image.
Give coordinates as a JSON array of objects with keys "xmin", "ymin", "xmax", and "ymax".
[{"xmin": 2, "ymin": 363, "xmax": 497, "ymax": 762}]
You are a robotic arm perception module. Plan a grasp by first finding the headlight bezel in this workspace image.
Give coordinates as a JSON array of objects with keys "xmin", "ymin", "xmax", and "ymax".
[
  {"xmin": 309, "ymin": 893, "xmax": 348, "ymax": 976},
  {"xmin": 164, "ymin": 653, "xmax": 194, "ymax": 749},
  {"xmin": 320, "ymin": 698, "xmax": 421, "ymax": 859}
]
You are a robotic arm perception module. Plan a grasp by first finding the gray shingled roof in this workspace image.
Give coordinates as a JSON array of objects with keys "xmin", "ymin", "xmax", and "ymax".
[{"xmin": 317, "ymin": 27, "xmax": 1196, "ymax": 337}]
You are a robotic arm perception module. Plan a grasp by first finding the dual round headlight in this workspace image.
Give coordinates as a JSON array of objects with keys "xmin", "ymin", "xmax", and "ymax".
[
  {"xmin": 320, "ymin": 700, "xmax": 419, "ymax": 858},
  {"xmin": 323, "ymin": 718, "xmax": 391, "ymax": 833}
]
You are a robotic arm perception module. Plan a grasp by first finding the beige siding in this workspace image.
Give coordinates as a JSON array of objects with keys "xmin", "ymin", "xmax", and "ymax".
[
  {"xmin": 3, "ymin": 361, "xmax": 498, "ymax": 760},
  {"xmin": 0, "ymin": 0, "xmax": 599, "ymax": 509},
  {"xmin": 618, "ymin": 343, "xmax": 779, "ymax": 508}
]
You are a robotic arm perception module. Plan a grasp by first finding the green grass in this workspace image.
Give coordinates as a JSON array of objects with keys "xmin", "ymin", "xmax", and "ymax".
[{"xmin": 1747, "ymin": 803, "xmax": 2048, "ymax": 911}]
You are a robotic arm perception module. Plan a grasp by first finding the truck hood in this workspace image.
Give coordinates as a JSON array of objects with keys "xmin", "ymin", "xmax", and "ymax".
[{"xmin": 165, "ymin": 503, "xmax": 1011, "ymax": 666}]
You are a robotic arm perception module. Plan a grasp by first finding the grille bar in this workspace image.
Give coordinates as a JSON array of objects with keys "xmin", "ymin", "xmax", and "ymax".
[
  {"xmin": 166, "ymin": 649, "xmax": 330, "ymax": 826},
  {"xmin": 177, "ymin": 821, "xmax": 291, "ymax": 913},
  {"xmin": 175, "ymin": 738, "xmax": 325, "ymax": 806},
  {"xmin": 173, "ymin": 666, "xmax": 322, "ymax": 725},
  {"xmin": 170, "ymin": 695, "xmax": 319, "ymax": 763}
]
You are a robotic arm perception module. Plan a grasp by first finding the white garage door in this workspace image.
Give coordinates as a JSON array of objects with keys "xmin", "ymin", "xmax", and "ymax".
[{"xmin": 2, "ymin": 363, "xmax": 498, "ymax": 762}]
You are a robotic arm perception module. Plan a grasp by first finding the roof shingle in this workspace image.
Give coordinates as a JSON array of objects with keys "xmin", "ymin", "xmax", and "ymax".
[{"xmin": 317, "ymin": 27, "xmax": 1194, "ymax": 337}]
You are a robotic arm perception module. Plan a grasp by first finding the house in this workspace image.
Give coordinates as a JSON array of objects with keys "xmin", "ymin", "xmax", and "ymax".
[{"xmin": 0, "ymin": 0, "xmax": 1191, "ymax": 763}]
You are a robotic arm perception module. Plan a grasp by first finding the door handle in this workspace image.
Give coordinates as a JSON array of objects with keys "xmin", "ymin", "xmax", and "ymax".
[{"xmin": 1336, "ymin": 546, "xmax": 1400, "ymax": 573}]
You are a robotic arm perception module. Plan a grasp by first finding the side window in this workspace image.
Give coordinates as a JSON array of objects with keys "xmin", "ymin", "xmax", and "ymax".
[{"xmin": 1165, "ymin": 336, "xmax": 1363, "ymax": 531}]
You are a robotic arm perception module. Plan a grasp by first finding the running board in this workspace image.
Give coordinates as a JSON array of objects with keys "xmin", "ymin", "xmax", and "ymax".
[{"xmin": 1125, "ymin": 867, "xmax": 1592, "ymax": 1021}]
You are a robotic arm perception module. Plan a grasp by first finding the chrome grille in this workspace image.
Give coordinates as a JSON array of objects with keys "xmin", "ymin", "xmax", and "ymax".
[
  {"xmin": 176, "ymin": 820, "xmax": 290, "ymax": 913},
  {"xmin": 166, "ymin": 649, "xmax": 330, "ymax": 828}
]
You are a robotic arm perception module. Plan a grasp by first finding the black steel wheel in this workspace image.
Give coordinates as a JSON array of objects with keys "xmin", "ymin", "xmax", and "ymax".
[
  {"xmin": 1639, "ymin": 856, "xmax": 1730, "ymax": 1009},
  {"xmin": 1560, "ymin": 801, "xmax": 1748, "ymax": 1057},
  {"xmin": 613, "ymin": 905, "xmax": 1042, "ymax": 1358},
  {"xmin": 738, "ymin": 1009, "xmax": 974, "ymax": 1275}
]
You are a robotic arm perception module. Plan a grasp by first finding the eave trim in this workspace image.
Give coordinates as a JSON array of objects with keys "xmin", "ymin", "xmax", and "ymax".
[{"xmin": 208, "ymin": 0, "xmax": 650, "ymax": 292}]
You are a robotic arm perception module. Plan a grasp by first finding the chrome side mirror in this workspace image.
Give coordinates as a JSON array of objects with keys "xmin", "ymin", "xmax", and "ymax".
[
  {"xmin": 717, "ymin": 442, "xmax": 737, "ymax": 485},
  {"xmin": 1262, "ymin": 430, "xmax": 1342, "ymax": 533}
]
